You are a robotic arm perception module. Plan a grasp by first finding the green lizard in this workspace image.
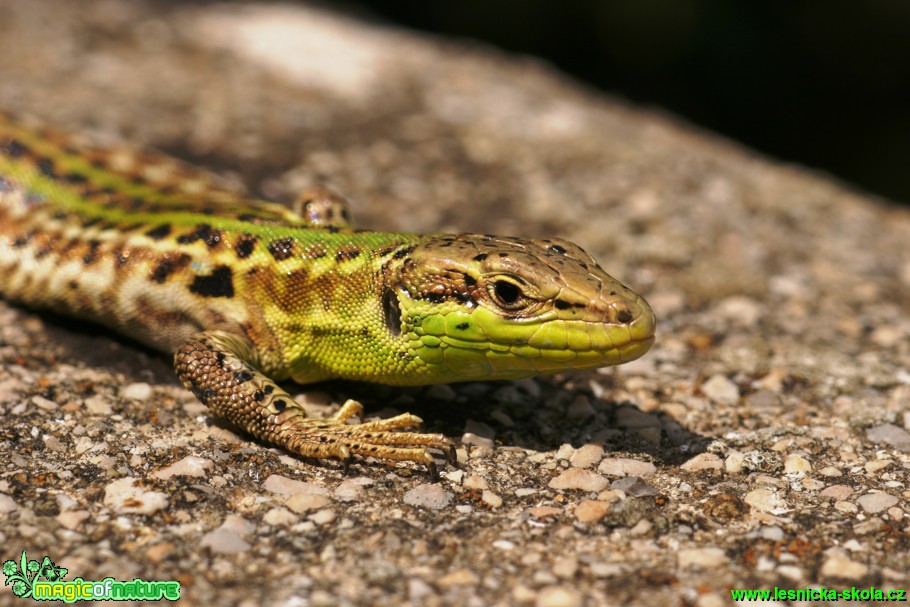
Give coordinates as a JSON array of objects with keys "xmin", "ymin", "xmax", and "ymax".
[{"xmin": 0, "ymin": 112, "xmax": 656, "ymax": 471}]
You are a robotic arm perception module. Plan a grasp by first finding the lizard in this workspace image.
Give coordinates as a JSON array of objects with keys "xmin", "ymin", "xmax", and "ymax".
[{"xmin": 0, "ymin": 112, "xmax": 656, "ymax": 472}]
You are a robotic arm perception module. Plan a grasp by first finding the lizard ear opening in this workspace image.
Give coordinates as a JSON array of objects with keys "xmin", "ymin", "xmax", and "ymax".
[{"xmin": 382, "ymin": 286, "xmax": 402, "ymax": 336}]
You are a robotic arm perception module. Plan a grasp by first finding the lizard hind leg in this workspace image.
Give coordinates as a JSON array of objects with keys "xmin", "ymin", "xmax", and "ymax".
[{"xmin": 173, "ymin": 330, "xmax": 453, "ymax": 470}]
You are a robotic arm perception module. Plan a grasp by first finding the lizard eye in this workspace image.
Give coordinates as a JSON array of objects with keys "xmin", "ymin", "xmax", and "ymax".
[{"xmin": 488, "ymin": 279, "xmax": 527, "ymax": 310}]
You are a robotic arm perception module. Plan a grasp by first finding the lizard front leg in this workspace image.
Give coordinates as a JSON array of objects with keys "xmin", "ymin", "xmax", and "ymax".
[{"xmin": 174, "ymin": 329, "xmax": 453, "ymax": 471}]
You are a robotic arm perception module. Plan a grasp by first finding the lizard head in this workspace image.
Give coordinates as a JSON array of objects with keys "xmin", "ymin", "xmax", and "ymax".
[{"xmin": 384, "ymin": 234, "xmax": 656, "ymax": 383}]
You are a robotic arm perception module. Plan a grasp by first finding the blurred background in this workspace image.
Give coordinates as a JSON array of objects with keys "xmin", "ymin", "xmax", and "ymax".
[{"xmin": 352, "ymin": 0, "xmax": 910, "ymax": 204}]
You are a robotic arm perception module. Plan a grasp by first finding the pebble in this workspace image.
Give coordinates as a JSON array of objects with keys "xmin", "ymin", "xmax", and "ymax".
[
  {"xmin": 866, "ymin": 424, "xmax": 910, "ymax": 451},
  {"xmin": 31, "ymin": 395, "xmax": 58, "ymax": 410},
  {"xmin": 570, "ymin": 444, "xmax": 604, "ymax": 469},
  {"xmin": 263, "ymin": 474, "xmax": 330, "ymax": 497},
  {"xmin": 56, "ymin": 510, "xmax": 90, "ymax": 530},
  {"xmin": 820, "ymin": 549, "xmax": 868, "ymax": 580},
  {"xmin": 200, "ymin": 516, "xmax": 252, "ymax": 554},
  {"xmin": 614, "ymin": 406, "xmax": 658, "ymax": 429},
  {"xmin": 548, "ymin": 469, "xmax": 609, "ymax": 492},
  {"xmin": 0, "ymin": 494, "xmax": 18, "ymax": 514},
  {"xmin": 308, "ymin": 509, "xmax": 336, "ymax": 525},
  {"xmin": 263, "ymin": 507, "xmax": 298, "ymax": 526},
  {"xmin": 715, "ymin": 295, "xmax": 763, "ymax": 327},
  {"xmin": 724, "ymin": 451, "xmax": 745, "ymax": 474},
  {"xmin": 574, "ymin": 499, "xmax": 611, "ymax": 523},
  {"xmin": 529, "ymin": 506, "xmax": 563, "ymax": 518},
  {"xmin": 680, "ymin": 453, "xmax": 723, "ymax": 472},
  {"xmin": 535, "ymin": 585, "xmax": 581, "ymax": 607},
  {"xmin": 437, "ymin": 569, "xmax": 478, "ymax": 587},
  {"xmin": 701, "ymin": 375, "xmax": 739, "ymax": 405},
  {"xmin": 462, "ymin": 419, "xmax": 495, "ymax": 448},
  {"xmin": 598, "ymin": 457, "xmax": 656, "ymax": 477},
  {"xmin": 83, "ymin": 395, "xmax": 113, "ymax": 415},
  {"xmin": 818, "ymin": 466, "xmax": 843, "ymax": 477},
  {"xmin": 744, "ymin": 488, "xmax": 785, "ymax": 513},
  {"xmin": 820, "ymin": 485, "xmax": 853, "ymax": 500},
  {"xmin": 864, "ymin": 459, "xmax": 892, "ymax": 473},
  {"xmin": 103, "ymin": 477, "xmax": 168, "ymax": 515},
  {"xmin": 286, "ymin": 494, "xmax": 332, "ymax": 513},
  {"xmin": 783, "ymin": 454, "xmax": 812, "ymax": 474},
  {"xmin": 334, "ymin": 477, "xmax": 373, "ymax": 501},
  {"xmin": 482, "ymin": 490, "xmax": 502, "ymax": 508},
  {"xmin": 120, "ymin": 382, "xmax": 153, "ymax": 400},
  {"xmin": 677, "ymin": 547, "xmax": 728, "ymax": 569},
  {"xmin": 403, "ymin": 483, "xmax": 452, "ymax": 510},
  {"xmin": 566, "ymin": 395, "xmax": 596, "ymax": 421},
  {"xmin": 463, "ymin": 475, "xmax": 489, "ymax": 490},
  {"xmin": 856, "ymin": 492, "xmax": 899, "ymax": 514},
  {"xmin": 152, "ymin": 456, "xmax": 213, "ymax": 479},
  {"xmin": 610, "ymin": 476, "xmax": 657, "ymax": 497}
]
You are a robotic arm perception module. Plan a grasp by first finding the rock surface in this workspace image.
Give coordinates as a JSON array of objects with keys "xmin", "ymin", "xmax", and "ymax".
[{"xmin": 1, "ymin": 1, "xmax": 909, "ymax": 605}]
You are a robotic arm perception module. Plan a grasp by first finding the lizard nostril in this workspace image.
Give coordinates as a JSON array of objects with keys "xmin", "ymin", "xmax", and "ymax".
[{"xmin": 616, "ymin": 307, "xmax": 634, "ymax": 324}]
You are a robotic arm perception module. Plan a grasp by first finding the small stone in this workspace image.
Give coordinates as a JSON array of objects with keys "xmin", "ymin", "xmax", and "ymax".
[
  {"xmin": 529, "ymin": 505, "xmax": 562, "ymax": 518},
  {"xmin": 463, "ymin": 475, "xmax": 489, "ymax": 490},
  {"xmin": 56, "ymin": 510, "xmax": 90, "ymax": 530},
  {"xmin": 695, "ymin": 593, "xmax": 728, "ymax": 607},
  {"xmin": 820, "ymin": 549, "xmax": 868, "ymax": 580},
  {"xmin": 200, "ymin": 527, "xmax": 250, "ymax": 554},
  {"xmin": 724, "ymin": 451, "xmax": 745, "ymax": 474},
  {"xmin": 84, "ymin": 395, "xmax": 113, "ymax": 415},
  {"xmin": 702, "ymin": 375, "xmax": 739, "ymax": 405},
  {"xmin": 32, "ymin": 395, "xmax": 58, "ymax": 410},
  {"xmin": 263, "ymin": 474, "xmax": 330, "ymax": 497},
  {"xmin": 263, "ymin": 507, "xmax": 298, "ymax": 526},
  {"xmin": 744, "ymin": 488, "xmax": 785, "ymax": 513},
  {"xmin": 856, "ymin": 492, "xmax": 899, "ymax": 514},
  {"xmin": 0, "ymin": 494, "xmax": 18, "ymax": 514},
  {"xmin": 715, "ymin": 295, "xmax": 762, "ymax": 327},
  {"xmin": 152, "ymin": 456, "xmax": 213, "ymax": 480},
  {"xmin": 783, "ymin": 454, "xmax": 812, "ymax": 474},
  {"xmin": 818, "ymin": 466, "xmax": 842, "ymax": 477},
  {"xmin": 403, "ymin": 483, "xmax": 452, "ymax": 510},
  {"xmin": 820, "ymin": 485, "xmax": 853, "ymax": 500},
  {"xmin": 680, "ymin": 453, "xmax": 723, "ymax": 472},
  {"xmin": 103, "ymin": 477, "xmax": 168, "ymax": 515},
  {"xmin": 834, "ymin": 501, "xmax": 858, "ymax": 513},
  {"xmin": 864, "ymin": 459, "xmax": 893, "ymax": 474},
  {"xmin": 548, "ymin": 469, "xmax": 609, "ymax": 492},
  {"xmin": 482, "ymin": 490, "xmax": 502, "ymax": 508},
  {"xmin": 437, "ymin": 569, "xmax": 478, "ymax": 587},
  {"xmin": 334, "ymin": 477, "xmax": 373, "ymax": 501},
  {"xmin": 678, "ymin": 547, "xmax": 728, "ymax": 569},
  {"xmin": 570, "ymin": 444, "xmax": 604, "ymax": 469},
  {"xmin": 286, "ymin": 493, "xmax": 331, "ymax": 513},
  {"xmin": 702, "ymin": 493, "xmax": 749, "ymax": 521},
  {"xmin": 536, "ymin": 585, "xmax": 581, "ymax": 607},
  {"xmin": 574, "ymin": 499, "xmax": 611, "ymax": 523},
  {"xmin": 120, "ymin": 382, "xmax": 152, "ymax": 400},
  {"xmin": 866, "ymin": 424, "xmax": 910, "ymax": 451},
  {"xmin": 566, "ymin": 395, "xmax": 595, "ymax": 421},
  {"xmin": 610, "ymin": 476, "xmax": 657, "ymax": 497},
  {"xmin": 426, "ymin": 384, "xmax": 457, "ymax": 401},
  {"xmin": 308, "ymin": 509, "xmax": 336, "ymax": 525},
  {"xmin": 598, "ymin": 457, "xmax": 656, "ymax": 477},
  {"xmin": 552, "ymin": 556, "xmax": 578, "ymax": 579}
]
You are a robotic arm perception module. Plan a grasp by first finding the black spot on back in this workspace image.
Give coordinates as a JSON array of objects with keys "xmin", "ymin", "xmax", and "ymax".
[
  {"xmin": 145, "ymin": 224, "xmax": 172, "ymax": 240},
  {"xmin": 335, "ymin": 248, "xmax": 361, "ymax": 263},
  {"xmin": 267, "ymin": 237, "xmax": 295, "ymax": 261},
  {"xmin": 473, "ymin": 253, "xmax": 488, "ymax": 262},
  {"xmin": 393, "ymin": 246, "xmax": 415, "ymax": 260},
  {"xmin": 188, "ymin": 265, "xmax": 234, "ymax": 298},
  {"xmin": 150, "ymin": 254, "xmax": 190, "ymax": 283}
]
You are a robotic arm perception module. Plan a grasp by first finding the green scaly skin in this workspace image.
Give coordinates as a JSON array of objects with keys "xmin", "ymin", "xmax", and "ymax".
[{"xmin": 0, "ymin": 112, "xmax": 656, "ymax": 471}]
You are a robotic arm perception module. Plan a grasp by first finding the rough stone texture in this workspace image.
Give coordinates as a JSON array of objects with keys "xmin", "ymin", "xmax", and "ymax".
[{"xmin": 1, "ymin": 1, "xmax": 909, "ymax": 605}]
